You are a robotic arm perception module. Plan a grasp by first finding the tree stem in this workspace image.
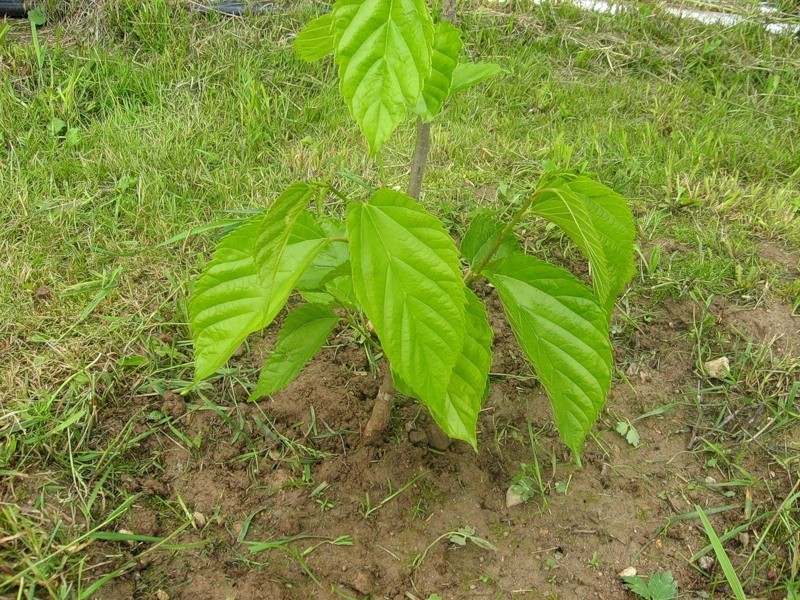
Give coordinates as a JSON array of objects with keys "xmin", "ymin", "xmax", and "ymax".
[
  {"xmin": 464, "ymin": 187, "xmax": 556, "ymax": 287},
  {"xmin": 363, "ymin": 370, "xmax": 396, "ymax": 445},
  {"xmin": 407, "ymin": 118, "xmax": 432, "ymax": 200}
]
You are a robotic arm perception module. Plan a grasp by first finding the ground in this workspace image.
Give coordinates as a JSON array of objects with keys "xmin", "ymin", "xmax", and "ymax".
[{"xmin": 1, "ymin": 1, "xmax": 799, "ymax": 599}]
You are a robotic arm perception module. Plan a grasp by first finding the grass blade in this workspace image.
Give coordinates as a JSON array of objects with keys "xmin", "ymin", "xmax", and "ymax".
[{"xmin": 695, "ymin": 504, "xmax": 747, "ymax": 600}]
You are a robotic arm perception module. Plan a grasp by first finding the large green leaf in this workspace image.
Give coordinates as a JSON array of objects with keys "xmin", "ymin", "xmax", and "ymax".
[
  {"xmin": 415, "ymin": 20, "xmax": 462, "ymax": 122},
  {"xmin": 293, "ymin": 215, "xmax": 349, "ymax": 291},
  {"xmin": 189, "ymin": 183, "xmax": 318, "ymax": 381},
  {"xmin": 348, "ymin": 188, "xmax": 466, "ymax": 407},
  {"xmin": 485, "ymin": 254, "xmax": 612, "ymax": 458},
  {"xmin": 393, "ymin": 290, "xmax": 492, "ymax": 449},
  {"xmin": 295, "ymin": 12, "xmax": 336, "ymax": 62},
  {"xmin": 460, "ymin": 209, "xmax": 520, "ymax": 270},
  {"xmin": 564, "ymin": 177, "xmax": 636, "ymax": 301},
  {"xmin": 532, "ymin": 175, "xmax": 635, "ymax": 316},
  {"xmin": 529, "ymin": 185, "xmax": 611, "ymax": 311},
  {"xmin": 268, "ymin": 230, "xmax": 330, "ymax": 316},
  {"xmin": 250, "ymin": 303, "xmax": 339, "ymax": 400},
  {"xmin": 450, "ymin": 61, "xmax": 503, "ymax": 94},
  {"xmin": 436, "ymin": 289, "xmax": 492, "ymax": 449},
  {"xmin": 333, "ymin": 0, "xmax": 434, "ymax": 153}
]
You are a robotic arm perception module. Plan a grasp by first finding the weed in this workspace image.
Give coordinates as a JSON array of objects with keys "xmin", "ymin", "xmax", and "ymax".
[
  {"xmin": 359, "ymin": 473, "xmax": 422, "ymax": 518},
  {"xmin": 410, "ymin": 525, "xmax": 497, "ymax": 573},
  {"xmin": 622, "ymin": 571, "xmax": 678, "ymax": 600}
]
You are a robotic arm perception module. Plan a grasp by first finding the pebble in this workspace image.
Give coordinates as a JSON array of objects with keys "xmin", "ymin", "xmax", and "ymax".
[
  {"xmin": 698, "ymin": 555, "xmax": 715, "ymax": 571},
  {"xmin": 505, "ymin": 487, "xmax": 525, "ymax": 508},
  {"xmin": 426, "ymin": 424, "xmax": 452, "ymax": 451},
  {"xmin": 409, "ymin": 430, "xmax": 428, "ymax": 447},
  {"xmin": 350, "ymin": 570, "xmax": 374, "ymax": 594},
  {"xmin": 618, "ymin": 567, "xmax": 637, "ymax": 578},
  {"xmin": 704, "ymin": 356, "xmax": 731, "ymax": 379}
]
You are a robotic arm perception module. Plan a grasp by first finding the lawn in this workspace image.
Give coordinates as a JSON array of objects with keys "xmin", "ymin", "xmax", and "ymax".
[{"xmin": 1, "ymin": 1, "xmax": 799, "ymax": 598}]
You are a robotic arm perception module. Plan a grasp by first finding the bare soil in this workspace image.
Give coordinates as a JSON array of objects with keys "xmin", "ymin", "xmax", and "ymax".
[{"xmin": 81, "ymin": 288, "xmax": 798, "ymax": 600}]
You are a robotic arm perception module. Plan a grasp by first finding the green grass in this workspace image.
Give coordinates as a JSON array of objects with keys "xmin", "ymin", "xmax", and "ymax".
[{"xmin": 1, "ymin": 0, "xmax": 799, "ymax": 597}]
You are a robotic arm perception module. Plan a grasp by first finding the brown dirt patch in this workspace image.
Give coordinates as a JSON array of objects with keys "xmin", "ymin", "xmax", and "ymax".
[
  {"xmin": 725, "ymin": 303, "xmax": 800, "ymax": 355},
  {"xmin": 23, "ymin": 296, "xmax": 794, "ymax": 600}
]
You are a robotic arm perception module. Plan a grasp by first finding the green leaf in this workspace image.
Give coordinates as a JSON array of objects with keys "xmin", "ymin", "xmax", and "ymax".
[
  {"xmin": 626, "ymin": 425, "xmax": 640, "ymax": 447},
  {"xmin": 615, "ymin": 421, "xmax": 640, "ymax": 447},
  {"xmin": 485, "ymin": 254, "xmax": 612, "ymax": 458},
  {"xmin": 295, "ymin": 12, "xmax": 336, "ymax": 62},
  {"xmin": 460, "ymin": 210, "xmax": 520, "ymax": 270},
  {"xmin": 450, "ymin": 61, "xmax": 503, "ymax": 94},
  {"xmin": 250, "ymin": 303, "xmax": 339, "ymax": 400},
  {"xmin": 333, "ymin": 0, "xmax": 434, "ymax": 153},
  {"xmin": 430, "ymin": 290, "xmax": 492, "ymax": 449},
  {"xmin": 567, "ymin": 176, "xmax": 636, "ymax": 294},
  {"xmin": 348, "ymin": 188, "xmax": 466, "ymax": 410},
  {"xmin": 293, "ymin": 214, "xmax": 348, "ymax": 291},
  {"xmin": 189, "ymin": 183, "xmax": 319, "ymax": 381},
  {"xmin": 49, "ymin": 118, "xmax": 66, "ymax": 136},
  {"xmin": 533, "ymin": 176, "xmax": 636, "ymax": 316},
  {"xmin": 622, "ymin": 576, "xmax": 654, "ymax": 599},
  {"xmin": 28, "ymin": 7, "xmax": 46, "ymax": 26},
  {"xmin": 623, "ymin": 571, "xmax": 678, "ymax": 600},
  {"xmin": 415, "ymin": 21, "xmax": 462, "ymax": 122},
  {"xmin": 647, "ymin": 572, "xmax": 679, "ymax": 600},
  {"xmin": 530, "ymin": 185, "xmax": 612, "ymax": 311}
]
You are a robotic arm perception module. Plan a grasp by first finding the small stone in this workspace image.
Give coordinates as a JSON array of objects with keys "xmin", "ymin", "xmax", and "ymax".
[
  {"xmin": 161, "ymin": 391, "xmax": 186, "ymax": 420},
  {"xmin": 426, "ymin": 423, "xmax": 452, "ymax": 451},
  {"xmin": 704, "ymin": 476, "xmax": 717, "ymax": 485},
  {"xmin": 350, "ymin": 570, "xmax": 374, "ymax": 594},
  {"xmin": 506, "ymin": 487, "xmax": 525, "ymax": 508},
  {"xmin": 737, "ymin": 532, "xmax": 750, "ymax": 548},
  {"xmin": 618, "ymin": 567, "xmax": 637, "ymax": 578},
  {"xmin": 118, "ymin": 528, "xmax": 135, "ymax": 546},
  {"xmin": 704, "ymin": 357, "xmax": 731, "ymax": 380},
  {"xmin": 698, "ymin": 555, "xmax": 715, "ymax": 571},
  {"xmin": 33, "ymin": 286, "xmax": 52, "ymax": 302},
  {"xmin": 408, "ymin": 430, "xmax": 428, "ymax": 447},
  {"xmin": 192, "ymin": 511, "xmax": 206, "ymax": 528},
  {"xmin": 156, "ymin": 591, "xmax": 169, "ymax": 600}
]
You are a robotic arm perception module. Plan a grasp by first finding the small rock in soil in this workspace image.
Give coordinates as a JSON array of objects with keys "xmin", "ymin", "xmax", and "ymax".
[
  {"xmin": 506, "ymin": 487, "xmax": 525, "ymax": 508},
  {"xmin": 192, "ymin": 511, "xmax": 206, "ymax": 528},
  {"xmin": 618, "ymin": 567, "xmax": 637, "ymax": 578},
  {"xmin": 129, "ymin": 506, "xmax": 159, "ymax": 537},
  {"xmin": 738, "ymin": 532, "xmax": 750, "ymax": 547},
  {"xmin": 349, "ymin": 570, "xmax": 374, "ymax": 594},
  {"xmin": 161, "ymin": 391, "xmax": 186, "ymax": 419},
  {"xmin": 33, "ymin": 286, "xmax": 52, "ymax": 302},
  {"xmin": 156, "ymin": 591, "xmax": 169, "ymax": 600},
  {"xmin": 408, "ymin": 430, "xmax": 428, "ymax": 447},
  {"xmin": 118, "ymin": 529, "xmax": 135, "ymax": 546},
  {"xmin": 426, "ymin": 423, "xmax": 452, "ymax": 451},
  {"xmin": 704, "ymin": 356, "xmax": 731, "ymax": 379},
  {"xmin": 697, "ymin": 555, "xmax": 715, "ymax": 571}
]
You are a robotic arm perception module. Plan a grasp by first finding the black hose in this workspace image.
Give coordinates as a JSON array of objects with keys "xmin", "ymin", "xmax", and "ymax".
[
  {"xmin": 191, "ymin": 2, "xmax": 274, "ymax": 15},
  {"xmin": 0, "ymin": 1, "xmax": 27, "ymax": 18}
]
